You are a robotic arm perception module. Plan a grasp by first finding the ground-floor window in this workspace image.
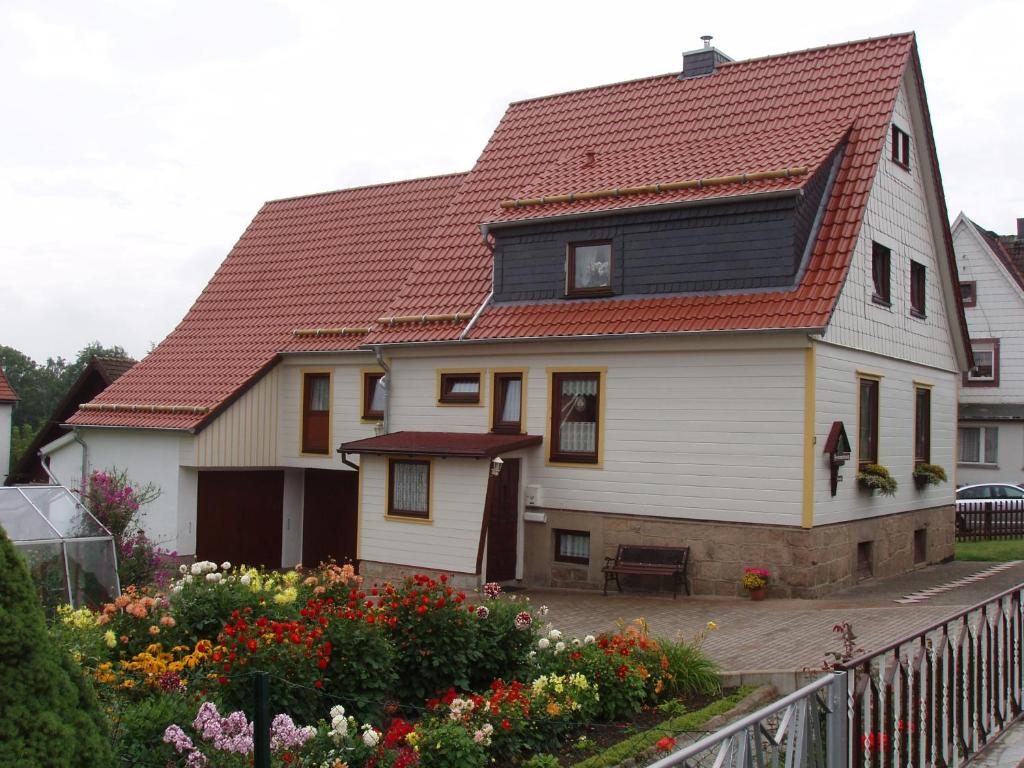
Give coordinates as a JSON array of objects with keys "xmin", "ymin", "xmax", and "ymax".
[
  {"xmin": 959, "ymin": 426, "xmax": 998, "ymax": 465},
  {"xmin": 388, "ymin": 459, "xmax": 430, "ymax": 520}
]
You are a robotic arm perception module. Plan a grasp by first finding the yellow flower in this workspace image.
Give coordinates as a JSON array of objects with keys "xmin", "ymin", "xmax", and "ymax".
[
  {"xmin": 104, "ymin": 630, "xmax": 117, "ymax": 648},
  {"xmin": 273, "ymin": 587, "xmax": 297, "ymax": 605},
  {"xmin": 706, "ymin": 621, "xmax": 718, "ymax": 631}
]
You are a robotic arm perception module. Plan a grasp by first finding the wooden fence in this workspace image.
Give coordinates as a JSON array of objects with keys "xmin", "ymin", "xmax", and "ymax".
[{"xmin": 956, "ymin": 500, "xmax": 1024, "ymax": 541}]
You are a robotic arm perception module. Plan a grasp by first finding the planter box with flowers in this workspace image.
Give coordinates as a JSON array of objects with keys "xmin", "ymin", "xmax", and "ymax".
[
  {"xmin": 912, "ymin": 463, "xmax": 947, "ymax": 490},
  {"xmin": 741, "ymin": 567, "xmax": 770, "ymax": 600},
  {"xmin": 857, "ymin": 464, "xmax": 898, "ymax": 496}
]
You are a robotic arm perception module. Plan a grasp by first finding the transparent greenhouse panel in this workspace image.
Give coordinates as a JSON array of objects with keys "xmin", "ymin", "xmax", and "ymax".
[
  {"xmin": 22, "ymin": 486, "xmax": 107, "ymax": 538},
  {"xmin": 15, "ymin": 541, "xmax": 70, "ymax": 613},
  {"xmin": 0, "ymin": 487, "xmax": 60, "ymax": 541},
  {"xmin": 64, "ymin": 539, "xmax": 120, "ymax": 609}
]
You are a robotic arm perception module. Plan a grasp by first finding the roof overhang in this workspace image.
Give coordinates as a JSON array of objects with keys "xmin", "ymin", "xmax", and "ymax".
[
  {"xmin": 339, "ymin": 431, "xmax": 543, "ymax": 458},
  {"xmin": 959, "ymin": 404, "xmax": 1024, "ymax": 422}
]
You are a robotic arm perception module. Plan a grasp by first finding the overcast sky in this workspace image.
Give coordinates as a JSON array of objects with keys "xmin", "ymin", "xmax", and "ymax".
[{"xmin": 1, "ymin": 0, "xmax": 1021, "ymax": 364}]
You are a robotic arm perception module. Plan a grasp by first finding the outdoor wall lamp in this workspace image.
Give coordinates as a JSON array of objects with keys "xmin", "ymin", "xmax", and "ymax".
[{"xmin": 490, "ymin": 456, "xmax": 504, "ymax": 477}]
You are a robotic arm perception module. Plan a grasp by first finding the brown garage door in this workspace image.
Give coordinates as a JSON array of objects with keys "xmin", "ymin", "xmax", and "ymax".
[
  {"xmin": 302, "ymin": 469, "xmax": 358, "ymax": 568},
  {"xmin": 197, "ymin": 470, "xmax": 283, "ymax": 568}
]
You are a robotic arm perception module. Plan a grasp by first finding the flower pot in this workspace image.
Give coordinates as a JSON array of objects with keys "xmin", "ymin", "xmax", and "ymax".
[
  {"xmin": 913, "ymin": 474, "xmax": 929, "ymax": 490},
  {"xmin": 748, "ymin": 587, "xmax": 767, "ymax": 601}
]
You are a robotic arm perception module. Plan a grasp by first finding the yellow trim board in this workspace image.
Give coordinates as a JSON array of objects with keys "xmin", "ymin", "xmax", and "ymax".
[
  {"xmin": 802, "ymin": 345, "xmax": 816, "ymax": 528},
  {"xmin": 544, "ymin": 366, "xmax": 607, "ymax": 469}
]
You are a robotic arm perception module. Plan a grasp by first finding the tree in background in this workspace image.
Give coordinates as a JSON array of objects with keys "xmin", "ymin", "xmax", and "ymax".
[
  {"xmin": 0, "ymin": 342, "xmax": 130, "ymax": 471},
  {"xmin": 0, "ymin": 526, "xmax": 114, "ymax": 767}
]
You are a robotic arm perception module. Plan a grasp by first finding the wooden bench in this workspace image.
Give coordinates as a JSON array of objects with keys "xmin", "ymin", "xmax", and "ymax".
[{"xmin": 602, "ymin": 544, "xmax": 690, "ymax": 599}]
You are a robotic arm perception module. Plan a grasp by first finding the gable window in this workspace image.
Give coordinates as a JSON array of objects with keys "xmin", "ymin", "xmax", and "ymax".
[
  {"xmin": 302, "ymin": 372, "xmax": 331, "ymax": 455},
  {"xmin": 492, "ymin": 372, "xmax": 523, "ymax": 433},
  {"xmin": 964, "ymin": 339, "xmax": 1000, "ymax": 387},
  {"xmin": 567, "ymin": 241, "xmax": 612, "ymax": 297},
  {"xmin": 891, "ymin": 125, "xmax": 910, "ymax": 169},
  {"xmin": 362, "ymin": 371, "xmax": 385, "ymax": 421},
  {"xmin": 438, "ymin": 372, "xmax": 482, "ymax": 404},
  {"xmin": 858, "ymin": 377, "xmax": 879, "ymax": 469},
  {"xmin": 388, "ymin": 459, "xmax": 430, "ymax": 520},
  {"xmin": 910, "ymin": 261, "xmax": 926, "ymax": 317},
  {"xmin": 959, "ymin": 281, "xmax": 977, "ymax": 308},
  {"xmin": 871, "ymin": 242, "xmax": 891, "ymax": 305},
  {"xmin": 550, "ymin": 372, "xmax": 601, "ymax": 464},
  {"xmin": 554, "ymin": 530, "xmax": 590, "ymax": 565},
  {"xmin": 959, "ymin": 427, "xmax": 998, "ymax": 465},
  {"xmin": 914, "ymin": 387, "xmax": 931, "ymax": 465}
]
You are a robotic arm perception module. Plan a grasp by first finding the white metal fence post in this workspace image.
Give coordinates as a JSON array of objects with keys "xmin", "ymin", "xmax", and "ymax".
[{"xmin": 827, "ymin": 670, "xmax": 849, "ymax": 768}]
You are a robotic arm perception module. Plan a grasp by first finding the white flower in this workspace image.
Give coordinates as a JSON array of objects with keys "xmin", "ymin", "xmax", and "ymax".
[
  {"xmin": 220, "ymin": 561, "xmax": 231, "ymax": 571},
  {"xmin": 171, "ymin": 585, "xmax": 183, "ymax": 594},
  {"xmin": 329, "ymin": 705, "xmax": 345, "ymax": 719},
  {"xmin": 548, "ymin": 629, "xmax": 562, "ymax": 641},
  {"xmin": 205, "ymin": 572, "xmax": 222, "ymax": 583},
  {"xmin": 240, "ymin": 573, "xmax": 252, "ymax": 586},
  {"xmin": 538, "ymin": 638, "xmax": 550, "ymax": 650},
  {"xmin": 361, "ymin": 728, "xmax": 379, "ymax": 747},
  {"xmin": 190, "ymin": 563, "xmax": 203, "ymax": 576},
  {"xmin": 482, "ymin": 724, "xmax": 494, "ymax": 736},
  {"xmin": 572, "ymin": 638, "xmax": 581, "ymax": 647},
  {"xmin": 184, "ymin": 575, "xmax": 193, "ymax": 584},
  {"xmin": 583, "ymin": 634, "xmax": 596, "ymax": 645},
  {"xmin": 538, "ymin": 605, "xmax": 549, "ymax": 616},
  {"xmin": 179, "ymin": 564, "xmax": 188, "ymax": 574},
  {"xmin": 528, "ymin": 650, "xmax": 537, "ymax": 660},
  {"xmin": 555, "ymin": 641, "xmax": 566, "ymax": 653}
]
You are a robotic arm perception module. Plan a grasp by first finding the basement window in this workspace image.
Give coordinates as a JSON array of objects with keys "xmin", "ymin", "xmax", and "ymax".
[
  {"xmin": 891, "ymin": 125, "xmax": 910, "ymax": 169},
  {"xmin": 554, "ymin": 530, "xmax": 590, "ymax": 565}
]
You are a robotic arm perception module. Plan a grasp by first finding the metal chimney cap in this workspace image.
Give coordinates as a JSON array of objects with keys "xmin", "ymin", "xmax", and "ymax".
[{"xmin": 701, "ymin": 35, "xmax": 713, "ymax": 48}]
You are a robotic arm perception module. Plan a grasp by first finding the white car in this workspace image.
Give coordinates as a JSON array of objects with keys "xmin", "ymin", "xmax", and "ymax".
[{"xmin": 955, "ymin": 483, "xmax": 1024, "ymax": 506}]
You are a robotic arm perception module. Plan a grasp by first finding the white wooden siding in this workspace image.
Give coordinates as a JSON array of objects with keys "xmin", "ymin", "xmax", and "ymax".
[
  {"xmin": 821, "ymin": 77, "xmax": 958, "ymax": 373},
  {"xmin": 387, "ymin": 338, "xmax": 809, "ymax": 527},
  {"xmin": 953, "ymin": 218, "xmax": 1024, "ymax": 405},
  {"xmin": 359, "ymin": 455, "xmax": 489, "ymax": 573},
  {"xmin": 192, "ymin": 367, "xmax": 280, "ymax": 467},
  {"xmin": 813, "ymin": 342, "xmax": 957, "ymax": 525},
  {"xmin": 0, "ymin": 403, "xmax": 11, "ymax": 483}
]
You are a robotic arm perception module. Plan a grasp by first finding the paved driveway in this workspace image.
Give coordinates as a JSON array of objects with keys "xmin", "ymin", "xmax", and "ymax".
[{"xmin": 526, "ymin": 560, "xmax": 1024, "ymax": 675}]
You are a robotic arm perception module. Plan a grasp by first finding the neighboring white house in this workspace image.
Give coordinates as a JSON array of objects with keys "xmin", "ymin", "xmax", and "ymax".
[
  {"xmin": 0, "ymin": 367, "xmax": 16, "ymax": 484},
  {"xmin": 951, "ymin": 215, "xmax": 1024, "ymax": 487},
  {"xmin": 52, "ymin": 33, "xmax": 971, "ymax": 597}
]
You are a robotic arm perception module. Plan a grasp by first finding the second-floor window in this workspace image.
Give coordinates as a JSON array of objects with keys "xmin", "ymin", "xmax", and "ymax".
[
  {"xmin": 492, "ymin": 372, "xmax": 523, "ymax": 433},
  {"xmin": 567, "ymin": 241, "xmax": 612, "ymax": 297},
  {"xmin": 302, "ymin": 372, "xmax": 330, "ymax": 454},
  {"xmin": 439, "ymin": 372, "xmax": 481, "ymax": 404},
  {"xmin": 550, "ymin": 372, "xmax": 601, "ymax": 464},
  {"xmin": 960, "ymin": 281, "xmax": 977, "ymax": 307},
  {"xmin": 871, "ymin": 242, "xmax": 891, "ymax": 305},
  {"xmin": 362, "ymin": 371, "xmax": 385, "ymax": 421},
  {"xmin": 858, "ymin": 377, "xmax": 879, "ymax": 469},
  {"xmin": 910, "ymin": 261, "xmax": 926, "ymax": 317},
  {"xmin": 914, "ymin": 387, "xmax": 930, "ymax": 465},
  {"xmin": 891, "ymin": 125, "xmax": 910, "ymax": 169},
  {"xmin": 965, "ymin": 340, "xmax": 999, "ymax": 387}
]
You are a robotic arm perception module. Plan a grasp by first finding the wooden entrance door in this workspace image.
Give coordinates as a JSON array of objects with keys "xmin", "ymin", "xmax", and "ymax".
[
  {"xmin": 197, "ymin": 470, "xmax": 284, "ymax": 567},
  {"xmin": 302, "ymin": 469, "xmax": 358, "ymax": 568},
  {"xmin": 485, "ymin": 459, "xmax": 520, "ymax": 582}
]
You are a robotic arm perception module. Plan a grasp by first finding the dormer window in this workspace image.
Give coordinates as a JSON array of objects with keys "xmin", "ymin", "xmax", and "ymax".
[
  {"xmin": 891, "ymin": 125, "xmax": 910, "ymax": 169},
  {"xmin": 567, "ymin": 241, "xmax": 612, "ymax": 297}
]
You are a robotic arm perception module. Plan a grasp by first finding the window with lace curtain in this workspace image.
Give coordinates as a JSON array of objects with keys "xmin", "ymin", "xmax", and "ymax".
[
  {"xmin": 492, "ymin": 372, "xmax": 523, "ymax": 433},
  {"xmin": 388, "ymin": 460, "xmax": 430, "ymax": 519},
  {"xmin": 550, "ymin": 372, "xmax": 601, "ymax": 464},
  {"xmin": 554, "ymin": 530, "xmax": 590, "ymax": 564},
  {"xmin": 438, "ymin": 371, "xmax": 482, "ymax": 404},
  {"xmin": 302, "ymin": 372, "xmax": 330, "ymax": 454}
]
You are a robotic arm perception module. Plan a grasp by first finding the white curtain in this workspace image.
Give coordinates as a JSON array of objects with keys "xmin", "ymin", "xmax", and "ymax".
[
  {"xmin": 559, "ymin": 533, "xmax": 590, "ymax": 560},
  {"xmin": 500, "ymin": 379, "xmax": 521, "ymax": 422},
  {"xmin": 449, "ymin": 380, "xmax": 479, "ymax": 394},
  {"xmin": 559, "ymin": 421, "xmax": 596, "ymax": 453},
  {"xmin": 309, "ymin": 376, "xmax": 329, "ymax": 411},
  {"xmin": 393, "ymin": 462, "xmax": 428, "ymax": 514},
  {"xmin": 369, "ymin": 377, "xmax": 386, "ymax": 412}
]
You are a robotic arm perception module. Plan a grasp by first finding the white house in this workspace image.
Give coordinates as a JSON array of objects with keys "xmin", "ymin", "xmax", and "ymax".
[
  {"xmin": 0, "ymin": 368, "xmax": 16, "ymax": 484},
  {"xmin": 951, "ymin": 215, "xmax": 1024, "ymax": 487},
  {"xmin": 51, "ymin": 33, "xmax": 971, "ymax": 597}
]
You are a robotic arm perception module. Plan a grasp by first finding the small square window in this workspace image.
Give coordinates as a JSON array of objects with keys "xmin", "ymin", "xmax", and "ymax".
[
  {"xmin": 567, "ymin": 241, "xmax": 612, "ymax": 297},
  {"xmin": 439, "ymin": 372, "xmax": 481, "ymax": 404},
  {"xmin": 388, "ymin": 459, "xmax": 430, "ymax": 519},
  {"xmin": 910, "ymin": 261, "xmax": 926, "ymax": 317},
  {"xmin": 964, "ymin": 339, "xmax": 1000, "ymax": 387},
  {"xmin": 891, "ymin": 125, "xmax": 910, "ymax": 169},
  {"xmin": 871, "ymin": 243, "xmax": 891, "ymax": 305},
  {"xmin": 960, "ymin": 281, "xmax": 977, "ymax": 307},
  {"xmin": 362, "ymin": 372, "xmax": 385, "ymax": 421},
  {"xmin": 554, "ymin": 530, "xmax": 590, "ymax": 564}
]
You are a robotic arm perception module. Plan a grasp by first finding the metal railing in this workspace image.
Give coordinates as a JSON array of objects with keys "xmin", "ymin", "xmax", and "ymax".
[
  {"xmin": 645, "ymin": 673, "xmax": 847, "ymax": 768},
  {"xmin": 841, "ymin": 583, "xmax": 1024, "ymax": 766},
  {"xmin": 957, "ymin": 500, "xmax": 1024, "ymax": 541}
]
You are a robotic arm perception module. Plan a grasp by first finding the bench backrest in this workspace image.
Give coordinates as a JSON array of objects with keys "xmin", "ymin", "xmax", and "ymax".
[{"xmin": 617, "ymin": 545, "xmax": 688, "ymax": 566}]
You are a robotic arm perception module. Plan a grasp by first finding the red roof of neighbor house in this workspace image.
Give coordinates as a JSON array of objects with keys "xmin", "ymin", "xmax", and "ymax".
[
  {"xmin": 366, "ymin": 33, "xmax": 917, "ymax": 344},
  {"xmin": 969, "ymin": 217, "xmax": 1024, "ymax": 294},
  {"xmin": 340, "ymin": 431, "xmax": 543, "ymax": 458},
  {"xmin": 67, "ymin": 173, "xmax": 467, "ymax": 430},
  {"xmin": 0, "ymin": 368, "xmax": 16, "ymax": 403},
  {"xmin": 71, "ymin": 33, "xmax": 948, "ymax": 430}
]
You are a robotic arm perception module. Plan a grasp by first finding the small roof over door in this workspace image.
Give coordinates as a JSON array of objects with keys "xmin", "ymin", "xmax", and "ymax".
[{"xmin": 339, "ymin": 431, "xmax": 542, "ymax": 458}]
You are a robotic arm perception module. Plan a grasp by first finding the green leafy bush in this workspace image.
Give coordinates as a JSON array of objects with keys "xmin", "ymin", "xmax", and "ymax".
[
  {"xmin": 913, "ymin": 463, "xmax": 948, "ymax": 487},
  {"xmin": 0, "ymin": 528, "xmax": 114, "ymax": 767},
  {"xmin": 857, "ymin": 464, "xmax": 898, "ymax": 496},
  {"xmin": 414, "ymin": 720, "xmax": 488, "ymax": 768}
]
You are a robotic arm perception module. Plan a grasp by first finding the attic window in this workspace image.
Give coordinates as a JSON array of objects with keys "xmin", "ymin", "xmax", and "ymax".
[
  {"xmin": 891, "ymin": 125, "xmax": 910, "ymax": 170},
  {"xmin": 567, "ymin": 241, "xmax": 612, "ymax": 297},
  {"xmin": 960, "ymin": 281, "xmax": 977, "ymax": 307},
  {"xmin": 871, "ymin": 242, "xmax": 891, "ymax": 305}
]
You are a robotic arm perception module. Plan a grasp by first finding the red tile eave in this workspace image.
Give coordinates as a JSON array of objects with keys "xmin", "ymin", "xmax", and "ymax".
[
  {"xmin": 339, "ymin": 431, "xmax": 544, "ymax": 458},
  {"xmin": 0, "ymin": 369, "xmax": 17, "ymax": 402}
]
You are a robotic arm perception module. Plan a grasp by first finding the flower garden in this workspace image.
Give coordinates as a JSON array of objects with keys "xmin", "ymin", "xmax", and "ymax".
[{"xmin": 48, "ymin": 560, "xmax": 724, "ymax": 767}]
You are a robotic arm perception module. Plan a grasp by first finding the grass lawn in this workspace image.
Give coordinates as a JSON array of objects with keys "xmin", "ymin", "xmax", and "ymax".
[{"xmin": 955, "ymin": 538, "xmax": 1024, "ymax": 562}]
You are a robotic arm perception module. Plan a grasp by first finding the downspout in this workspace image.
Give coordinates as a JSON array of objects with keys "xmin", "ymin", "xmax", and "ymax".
[
  {"xmin": 71, "ymin": 427, "xmax": 88, "ymax": 491},
  {"xmin": 373, "ymin": 346, "xmax": 391, "ymax": 434},
  {"xmin": 39, "ymin": 452, "xmax": 60, "ymax": 484}
]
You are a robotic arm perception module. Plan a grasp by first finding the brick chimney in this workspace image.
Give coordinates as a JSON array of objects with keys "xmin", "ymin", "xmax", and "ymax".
[{"xmin": 679, "ymin": 35, "xmax": 733, "ymax": 80}]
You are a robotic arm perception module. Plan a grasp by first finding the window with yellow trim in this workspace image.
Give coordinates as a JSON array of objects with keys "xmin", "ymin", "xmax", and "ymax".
[
  {"xmin": 550, "ymin": 372, "xmax": 600, "ymax": 463},
  {"xmin": 388, "ymin": 459, "xmax": 430, "ymax": 519},
  {"xmin": 302, "ymin": 373, "xmax": 330, "ymax": 455}
]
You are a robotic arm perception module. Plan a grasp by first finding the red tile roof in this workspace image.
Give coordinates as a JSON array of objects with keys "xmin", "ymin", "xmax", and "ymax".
[
  {"xmin": 0, "ymin": 368, "xmax": 16, "ymax": 403},
  {"xmin": 68, "ymin": 173, "xmax": 467, "ymax": 430},
  {"xmin": 367, "ymin": 33, "xmax": 917, "ymax": 344},
  {"xmin": 340, "ymin": 431, "xmax": 543, "ymax": 458},
  {"xmin": 970, "ymin": 217, "xmax": 1024, "ymax": 294}
]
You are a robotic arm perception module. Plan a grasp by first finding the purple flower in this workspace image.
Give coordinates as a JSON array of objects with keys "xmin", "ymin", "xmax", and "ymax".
[{"xmin": 163, "ymin": 724, "xmax": 194, "ymax": 754}]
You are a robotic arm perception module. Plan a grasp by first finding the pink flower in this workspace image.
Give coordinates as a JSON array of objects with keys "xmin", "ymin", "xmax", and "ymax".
[{"xmin": 514, "ymin": 611, "xmax": 532, "ymax": 630}]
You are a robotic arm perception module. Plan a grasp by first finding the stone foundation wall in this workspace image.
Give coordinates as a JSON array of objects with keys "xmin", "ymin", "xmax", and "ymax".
[
  {"xmin": 358, "ymin": 559, "xmax": 480, "ymax": 590},
  {"xmin": 523, "ymin": 506, "xmax": 955, "ymax": 598}
]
